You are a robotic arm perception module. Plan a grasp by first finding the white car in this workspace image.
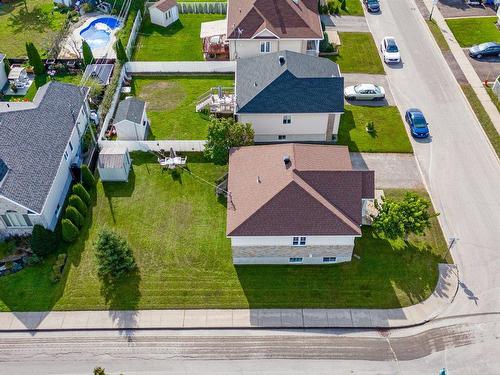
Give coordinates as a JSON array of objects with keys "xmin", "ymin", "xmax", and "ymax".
[
  {"xmin": 380, "ymin": 36, "xmax": 401, "ymax": 64},
  {"xmin": 344, "ymin": 84, "xmax": 386, "ymax": 101}
]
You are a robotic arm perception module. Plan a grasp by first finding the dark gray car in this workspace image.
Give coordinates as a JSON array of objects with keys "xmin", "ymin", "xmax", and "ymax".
[{"xmin": 468, "ymin": 42, "xmax": 500, "ymax": 59}]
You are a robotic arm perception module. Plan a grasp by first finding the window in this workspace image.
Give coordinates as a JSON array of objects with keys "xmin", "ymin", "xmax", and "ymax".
[
  {"xmin": 278, "ymin": 135, "xmax": 287, "ymax": 140},
  {"xmin": 292, "ymin": 236, "xmax": 306, "ymax": 246},
  {"xmin": 55, "ymin": 204, "xmax": 62, "ymax": 217},
  {"xmin": 289, "ymin": 257, "xmax": 303, "ymax": 264},
  {"xmin": 260, "ymin": 41, "xmax": 271, "ymax": 53},
  {"xmin": 69, "ymin": 141, "xmax": 73, "ymax": 152},
  {"xmin": 64, "ymin": 151, "xmax": 69, "ymax": 160},
  {"xmin": 282, "ymin": 115, "xmax": 291, "ymax": 124},
  {"xmin": 323, "ymin": 257, "xmax": 337, "ymax": 263},
  {"xmin": 306, "ymin": 40, "xmax": 317, "ymax": 51},
  {"xmin": 1, "ymin": 212, "xmax": 33, "ymax": 228},
  {"xmin": 166, "ymin": 10, "xmax": 171, "ymax": 19}
]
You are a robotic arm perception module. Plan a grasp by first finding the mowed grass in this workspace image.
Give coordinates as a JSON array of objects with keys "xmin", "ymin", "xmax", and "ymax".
[
  {"xmin": 330, "ymin": 32, "xmax": 385, "ymax": 74},
  {"xmin": 0, "ymin": 0, "xmax": 66, "ymax": 57},
  {"xmin": 338, "ymin": 105, "xmax": 413, "ymax": 153},
  {"xmin": 337, "ymin": 0, "xmax": 364, "ymax": 16},
  {"xmin": 446, "ymin": 17, "xmax": 500, "ymax": 47},
  {"xmin": 133, "ymin": 14, "xmax": 225, "ymax": 61},
  {"xmin": 426, "ymin": 20, "xmax": 450, "ymax": 52},
  {"xmin": 130, "ymin": 75, "xmax": 234, "ymax": 139},
  {"xmin": 0, "ymin": 153, "xmax": 448, "ymax": 311}
]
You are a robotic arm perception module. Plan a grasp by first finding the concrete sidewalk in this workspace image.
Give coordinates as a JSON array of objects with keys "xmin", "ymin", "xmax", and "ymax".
[
  {"xmin": 423, "ymin": 0, "xmax": 500, "ymax": 134},
  {"xmin": 0, "ymin": 264, "xmax": 457, "ymax": 331}
]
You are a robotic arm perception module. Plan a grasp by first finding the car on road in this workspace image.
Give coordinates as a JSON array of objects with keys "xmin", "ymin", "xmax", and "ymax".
[
  {"xmin": 405, "ymin": 108, "xmax": 429, "ymax": 138},
  {"xmin": 380, "ymin": 37, "xmax": 401, "ymax": 64},
  {"xmin": 363, "ymin": 0, "xmax": 380, "ymax": 12},
  {"xmin": 468, "ymin": 42, "xmax": 500, "ymax": 59},
  {"xmin": 344, "ymin": 84, "xmax": 385, "ymax": 101}
]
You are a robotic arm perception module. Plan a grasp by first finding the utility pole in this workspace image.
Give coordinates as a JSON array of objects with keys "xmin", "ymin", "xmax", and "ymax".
[{"xmin": 429, "ymin": 0, "xmax": 438, "ymax": 21}]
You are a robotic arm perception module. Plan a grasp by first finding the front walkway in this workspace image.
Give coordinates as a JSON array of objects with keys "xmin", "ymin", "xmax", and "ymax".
[
  {"xmin": 320, "ymin": 15, "xmax": 369, "ymax": 32},
  {"xmin": 423, "ymin": 0, "xmax": 500, "ymax": 134},
  {"xmin": 0, "ymin": 264, "xmax": 457, "ymax": 331}
]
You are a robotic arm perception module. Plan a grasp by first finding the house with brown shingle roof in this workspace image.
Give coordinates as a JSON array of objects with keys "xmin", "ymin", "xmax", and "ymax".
[
  {"xmin": 226, "ymin": 144, "xmax": 375, "ymax": 265},
  {"xmin": 201, "ymin": 0, "xmax": 323, "ymax": 60}
]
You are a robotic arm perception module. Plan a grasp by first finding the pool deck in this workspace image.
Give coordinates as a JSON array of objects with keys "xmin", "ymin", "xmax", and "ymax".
[{"xmin": 58, "ymin": 12, "xmax": 120, "ymax": 59}]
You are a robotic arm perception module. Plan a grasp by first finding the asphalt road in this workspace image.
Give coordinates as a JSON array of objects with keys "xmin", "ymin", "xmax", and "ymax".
[{"xmin": 365, "ymin": 0, "xmax": 500, "ymax": 318}]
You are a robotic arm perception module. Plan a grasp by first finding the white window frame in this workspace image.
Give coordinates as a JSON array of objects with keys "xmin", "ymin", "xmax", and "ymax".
[
  {"xmin": 323, "ymin": 257, "xmax": 337, "ymax": 263},
  {"xmin": 64, "ymin": 151, "xmax": 69, "ymax": 160},
  {"xmin": 278, "ymin": 135, "xmax": 287, "ymax": 140},
  {"xmin": 289, "ymin": 257, "xmax": 303, "ymax": 264},
  {"xmin": 260, "ymin": 41, "xmax": 271, "ymax": 53},
  {"xmin": 1, "ymin": 211, "xmax": 33, "ymax": 228},
  {"xmin": 166, "ymin": 10, "xmax": 171, "ymax": 19},
  {"xmin": 282, "ymin": 115, "xmax": 291, "ymax": 124},
  {"xmin": 69, "ymin": 141, "xmax": 73, "ymax": 152},
  {"xmin": 292, "ymin": 236, "xmax": 306, "ymax": 246}
]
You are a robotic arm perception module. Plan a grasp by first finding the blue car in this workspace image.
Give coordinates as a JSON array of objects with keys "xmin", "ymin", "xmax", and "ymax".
[{"xmin": 405, "ymin": 108, "xmax": 429, "ymax": 138}]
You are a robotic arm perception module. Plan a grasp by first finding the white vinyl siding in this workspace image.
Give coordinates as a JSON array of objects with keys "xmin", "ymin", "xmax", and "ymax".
[
  {"xmin": 231, "ymin": 236, "xmax": 356, "ymax": 247},
  {"xmin": 260, "ymin": 41, "xmax": 271, "ymax": 53},
  {"xmin": 282, "ymin": 115, "xmax": 291, "ymax": 124},
  {"xmin": 1, "ymin": 212, "xmax": 33, "ymax": 228},
  {"xmin": 292, "ymin": 236, "xmax": 306, "ymax": 246}
]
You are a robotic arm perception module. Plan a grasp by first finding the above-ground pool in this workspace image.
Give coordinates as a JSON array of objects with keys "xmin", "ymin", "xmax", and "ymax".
[{"xmin": 79, "ymin": 16, "xmax": 121, "ymax": 53}]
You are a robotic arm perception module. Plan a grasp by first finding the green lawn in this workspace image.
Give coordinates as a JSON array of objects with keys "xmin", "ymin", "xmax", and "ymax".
[
  {"xmin": 339, "ymin": 0, "xmax": 364, "ymax": 16},
  {"xmin": 486, "ymin": 86, "xmax": 500, "ymax": 114},
  {"xmin": 3, "ymin": 73, "xmax": 82, "ymax": 102},
  {"xmin": 0, "ymin": 0, "xmax": 67, "ymax": 58},
  {"xmin": 426, "ymin": 20, "xmax": 450, "ymax": 52},
  {"xmin": 133, "ymin": 14, "xmax": 225, "ymax": 61},
  {"xmin": 130, "ymin": 75, "xmax": 234, "ymax": 139},
  {"xmin": 338, "ymin": 105, "xmax": 413, "ymax": 153},
  {"xmin": 330, "ymin": 32, "xmax": 384, "ymax": 74},
  {"xmin": 0, "ymin": 153, "xmax": 448, "ymax": 311},
  {"xmin": 446, "ymin": 17, "xmax": 500, "ymax": 47}
]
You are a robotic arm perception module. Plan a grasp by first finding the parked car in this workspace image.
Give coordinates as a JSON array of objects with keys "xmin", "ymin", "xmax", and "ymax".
[
  {"xmin": 468, "ymin": 42, "xmax": 500, "ymax": 59},
  {"xmin": 363, "ymin": 0, "xmax": 380, "ymax": 12},
  {"xmin": 405, "ymin": 108, "xmax": 429, "ymax": 138},
  {"xmin": 344, "ymin": 84, "xmax": 385, "ymax": 101},
  {"xmin": 380, "ymin": 37, "xmax": 401, "ymax": 64}
]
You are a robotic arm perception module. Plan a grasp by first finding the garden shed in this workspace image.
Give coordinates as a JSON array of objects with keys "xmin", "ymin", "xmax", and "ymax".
[
  {"xmin": 149, "ymin": 0, "xmax": 179, "ymax": 28},
  {"xmin": 98, "ymin": 146, "xmax": 131, "ymax": 182}
]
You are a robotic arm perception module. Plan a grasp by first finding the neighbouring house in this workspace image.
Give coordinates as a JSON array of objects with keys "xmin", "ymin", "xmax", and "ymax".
[
  {"xmin": 226, "ymin": 144, "xmax": 375, "ymax": 265},
  {"xmin": 98, "ymin": 145, "xmax": 131, "ymax": 182},
  {"xmin": 113, "ymin": 97, "xmax": 149, "ymax": 140},
  {"xmin": 0, "ymin": 54, "xmax": 7, "ymax": 93},
  {"xmin": 0, "ymin": 82, "xmax": 89, "ymax": 238},
  {"xmin": 54, "ymin": 0, "xmax": 75, "ymax": 7},
  {"xmin": 82, "ymin": 64, "xmax": 114, "ymax": 86},
  {"xmin": 149, "ymin": 0, "xmax": 179, "ymax": 28},
  {"xmin": 235, "ymin": 50, "xmax": 344, "ymax": 142},
  {"xmin": 201, "ymin": 0, "xmax": 322, "ymax": 60}
]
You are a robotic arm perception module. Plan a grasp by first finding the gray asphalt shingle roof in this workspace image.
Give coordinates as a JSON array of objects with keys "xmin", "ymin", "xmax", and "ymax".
[
  {"xmin": 114, "ymin": 98, "xmax": 146, "ymax": 124},
  {"xmin": 0, "ymin": 82, "xmax": 88, "ymax": 213},
  {"xmin": 236, "ymin": 50, "xmax": 343, "ymax": 114}
]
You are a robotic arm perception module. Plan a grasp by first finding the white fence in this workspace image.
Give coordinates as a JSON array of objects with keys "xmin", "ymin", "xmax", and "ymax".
[
  {"xmin": 100, "ymin": 140, "xmax": 206, "ymax": 152},
  {"xmin": 126, "ymin": 10, "xmax": 143, "ymax": 60},
  {"xmin": 125, "ymin": 61, "xmax": 236, "ymax": 74},
  {"xmin": 178, "ymin": 2, "xmax": 227, "ymax": 14}
]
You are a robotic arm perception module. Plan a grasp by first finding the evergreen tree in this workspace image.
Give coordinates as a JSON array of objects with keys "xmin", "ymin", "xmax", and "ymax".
[
  {"xmin": 114, "ymin": 39, "xmax": 128, "ymax": 63},
  {"xmin": 62, "ymin": 219, "xmax": 79, "ymax": 243},
  {"xmin": 94, "ymin": 229, "xmax": 136, "ymax": 280},
  {"xmin": 82, "ymin": 40, "xmax": 94, "ymax": 66}
]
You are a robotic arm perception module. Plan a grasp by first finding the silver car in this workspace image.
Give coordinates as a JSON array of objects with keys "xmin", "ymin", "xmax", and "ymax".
[{"xmin": 344, "ymin": 84, "xmax": 386, "ymax": 101}]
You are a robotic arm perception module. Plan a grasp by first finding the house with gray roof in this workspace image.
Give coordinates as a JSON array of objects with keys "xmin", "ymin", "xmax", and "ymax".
[
  {"xmin": 235, "ymin": 50, "xmax": 344, "ymax": 143},
  {"xmin": 0, "ymin": 81, "xmax": 89, "ymax": 237},
  {"xmin": 227, "ymin": 144, "xmax": 374, "ymax": 265},
  {"xmin": 113, "ymin": 97, "xmax": 149, "ymax": 140}
]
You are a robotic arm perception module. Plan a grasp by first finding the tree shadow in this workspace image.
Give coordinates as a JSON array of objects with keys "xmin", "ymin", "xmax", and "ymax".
[
  {"xmin": 8, "ymin": 6, "xmax": 55, "ymax": 33},
  {"xmin": 140, "ymin": 17, "xmax": 184, "ymax": 38}
]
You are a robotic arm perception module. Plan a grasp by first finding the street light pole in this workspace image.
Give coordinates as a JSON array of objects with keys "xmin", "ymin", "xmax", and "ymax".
[{"xmin": 429, "ymin": 0, "xmax": 438, "ymax": 21}]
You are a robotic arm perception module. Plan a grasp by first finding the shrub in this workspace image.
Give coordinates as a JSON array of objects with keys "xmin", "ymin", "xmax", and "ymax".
[
  {"xmin": 366, "ymin": 121, "xmax": 375, "ymax": 132},
  {"xmin": 72, "ymin": 183, "xmax": 91, "ymax": 206},
  {"xmin": 65, "ymin": 205, "xmax": 84, "ymax": 228},
  {"xmin": 82, "ymin": 40, "xmax": 94, "ymax": 66},
  {"xmin": 50, "ymin": 253, "xmax": 67, "ymax": 283},
  {"xmin": 69, "ymin": 194, "xmax": 87, "ymax": 216},
  {"xmin": 61, "ymin": 218, "xmax": 79, "ymax": 243},
  {"xmin": 319, "ymin": 32, "xmax": 334, "ymax": 53},
  {"xmin": 340, "ymin": 0, "xmax": 347, "ymax": 11},
  {"xmin": 114, "ymin": 39, "xmax": 128, "ymax": 63},
  {"xmin": 4, "ymin": 59, "xmax": 10, "ymax": 76},
  {"xmin": 81, "ymin": 164, "xmax": 96, "ymax": 189},
  {"xmin": 94, "ymin": 229, "xmax": 136, "ymax": 280},
  {"xmin": 25, "ymin": 254, "xmax": 42, "ymax": 266},
  {"xmin": 30, "ymin": 224, "xmax": 58, "ymax": 257}
]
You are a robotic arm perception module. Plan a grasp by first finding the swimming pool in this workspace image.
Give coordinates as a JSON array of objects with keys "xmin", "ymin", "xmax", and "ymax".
[{"xmin": 79, "ymin": 16, "xmax": 121, "ymax": 52}]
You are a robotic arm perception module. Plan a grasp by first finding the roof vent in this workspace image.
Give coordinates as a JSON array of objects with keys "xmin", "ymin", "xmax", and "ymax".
[
  {"xmin": 254, "ymin": 82, "xmax": 258, "ymax": 87},
  {"xmin": 278, "ymin": 56, "xmax": 285, "ymax": 66},
  {"xmin": 283, "ymin": 155, "xmax": 291, "ymax": 166},
  {"xmin": 292, "ymin": 0, "xmax": 299, "ymax": 4}
]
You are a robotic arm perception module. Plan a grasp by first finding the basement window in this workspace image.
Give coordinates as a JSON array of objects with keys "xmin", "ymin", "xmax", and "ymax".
[
  {"xmin": 289, "ymin": 257, "xmax": 303, "ymax": 264},
  {"xmin": 323, "ymin": 257, "xmax": 337, "ymax": 263}
]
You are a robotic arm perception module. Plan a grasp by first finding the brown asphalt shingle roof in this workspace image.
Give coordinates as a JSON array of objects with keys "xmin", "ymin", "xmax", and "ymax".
[
  {"xmin": 152, "ymin": 0, "xmax": 177, "ymax": 12},
  {"xmin": 226, "ymin": 144, "xmax": 375, "ymax": 237},
  {"xmin": 227, "ymin": 0, "xmax": 322, "ymax": 39}
]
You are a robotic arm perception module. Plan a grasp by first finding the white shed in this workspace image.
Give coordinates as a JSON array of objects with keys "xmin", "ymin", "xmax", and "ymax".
[
  {"xmin": 98, "ymin": 146, "xmax": 131, "ymax": 182},
  {"xmin": 0, "ymin": 54, "xmax": 7, "ymax": 92},
  {"xmin": 114, "ymin": 97, "xmax": 149, "ymax": 140},
  {"xmin": 149, "ymin": 0, "xmax": 179, "ymax": 28}
]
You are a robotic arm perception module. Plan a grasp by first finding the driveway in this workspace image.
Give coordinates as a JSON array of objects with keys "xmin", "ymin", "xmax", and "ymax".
[
  {"xmin": 342, "ymin": 73, "xmax": 396, "ymax": 106},
  {"xmin": 365, "ymin": 0, "xmax": 500, "ymax": 320},
  {"xmin": 464, "ymin": 51, "xmax": 500, "ymax": 82},
  {"xmin": 320, "ymin": 15, "xmax": 369, "ymax": 32},
  {"xmin": 350, "ymin": 152, "xmax": 423, "ymax": 188},
  {"xmin": 437, "ymin": 0, "xmax": 497, "ymax": 18}
]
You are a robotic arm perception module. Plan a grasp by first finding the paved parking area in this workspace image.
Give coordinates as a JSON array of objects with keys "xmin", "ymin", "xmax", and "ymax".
[
  {"xmin": 463, "ymin": 50, "xmax": 500, "ymax": 82},
  {"xmin": 350, "ymin": 152, "xmax": 423, "ymax": 189},
  {"xmin": 437, "ymin": 0, "xmax": 497, "ymax": 18},
  {"xmin": 321, "ymin": 15, "xmax": 369, "ymax": 32},
  {"xmin": 342, "ymin": 73, "xmax": 396, "ymax": 106}
]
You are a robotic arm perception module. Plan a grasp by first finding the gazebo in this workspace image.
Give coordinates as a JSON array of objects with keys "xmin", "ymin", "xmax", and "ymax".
[{"xmin": 200, "ymin": 19, "xmax": 229, "ymax": 60}]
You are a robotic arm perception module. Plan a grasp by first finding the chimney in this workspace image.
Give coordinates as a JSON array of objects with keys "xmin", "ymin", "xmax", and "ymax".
[
  {"xmin": 283, "ymin": 155, "xmax": 291, "ymax": 166},
  {"xmin": 278, "ymin": 55, "xmax": 285, "ymax": 66}
]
